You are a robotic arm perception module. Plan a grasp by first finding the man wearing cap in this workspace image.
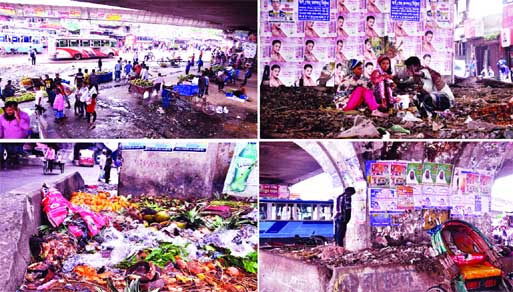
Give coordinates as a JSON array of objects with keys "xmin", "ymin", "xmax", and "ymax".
[
  {"xmin": 0, "ymin": 100, "xmax": 31, "ymax": 138},
  {"xmin": 334, "ymin": 187, "xmax": 356, "ymax": 246}
]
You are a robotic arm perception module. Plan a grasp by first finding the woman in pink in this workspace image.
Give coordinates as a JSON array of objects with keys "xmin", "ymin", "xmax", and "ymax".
[
  {"xmin": 53, "ymin": 88, "xmax": 65, "ymax": 121},
  {"xmin": 370, "ymin": 55, "xmax": 397, "ymax": 111},
  {"xmin": 338, "ymin": 59, "xmax": 388, "ymax": 117}
]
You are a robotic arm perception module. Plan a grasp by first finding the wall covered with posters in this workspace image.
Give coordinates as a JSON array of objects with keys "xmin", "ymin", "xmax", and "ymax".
[
  {"xmin": 260, "ymin": 0, "xmax": 455, "ymax": 87},
  {"xmin": 366, "ymin": 160, "xmax": 495, "ymax": 245}
]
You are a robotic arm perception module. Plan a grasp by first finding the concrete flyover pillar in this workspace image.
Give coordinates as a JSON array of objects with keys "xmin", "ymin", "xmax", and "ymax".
[{"xmin": 295, "ymin": 141, "xmax": 371, "ymax": 251}]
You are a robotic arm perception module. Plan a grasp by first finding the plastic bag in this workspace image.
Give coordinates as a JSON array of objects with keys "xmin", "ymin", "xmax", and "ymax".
[{"xmin": 143, "ymin": 90, "xmax": 149, "ymax": 99}]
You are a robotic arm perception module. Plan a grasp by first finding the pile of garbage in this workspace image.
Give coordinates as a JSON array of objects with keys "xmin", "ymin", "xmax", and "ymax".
[
  {"xmin": 261, "ymin": 79, "xmax": 513, "ymax": 139},
  {"xmin": 21, "ymin": 186, "xmax": 257, "ymax": 291},
  {"xmin": 264, "ymin": 244, "xmax": 443, "ymax": 274}
]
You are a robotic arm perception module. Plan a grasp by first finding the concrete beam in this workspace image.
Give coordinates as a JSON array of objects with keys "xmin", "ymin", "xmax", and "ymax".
[{"xmin": 0, "ymin": 172, "xmax": 85, "ymax": 291}]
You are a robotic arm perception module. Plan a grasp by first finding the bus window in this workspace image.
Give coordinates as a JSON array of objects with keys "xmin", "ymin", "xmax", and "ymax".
[
  {"xmin": 260, "ymin": 204, "xmax": 268, "ymax": 220},
  {"xmin": 101, "ymin": 40, "xmax": 109, "ymax": 47},
  {"xmin": 110, "ymin": 41, "xmax": 116, "ymax": 47},
  {"xmin": 23, "ymin": 36, "xmax": 31, "ymax": 43},
  {"xmin": 12, "ymin": 36, "xmax": 19, "ymax": 43},
  {"xmin": 69, "ymin": 39, "xmax": 79, "ymax": 47},
  {"xmin": 81, "ymin": 40, "xmax": 90, "ymax": 47},
  {"xmin": 57, "ymin": 39, "xmax": 68, "ymax": 47},
  {"xmin": 92, "ymin": 40, "xmax": 101, "ymax": 47},
  {"xmin": 298, "ymin": 204, "xmax": 313, "ymax": 220}
]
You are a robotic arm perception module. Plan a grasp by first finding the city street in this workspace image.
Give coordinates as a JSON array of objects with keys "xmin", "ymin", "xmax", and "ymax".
[{"xmin": 0, "ymin": 163, "xmax": 118, "ymax": 194}]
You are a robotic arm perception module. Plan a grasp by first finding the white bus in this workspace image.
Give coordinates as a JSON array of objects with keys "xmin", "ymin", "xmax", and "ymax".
[{"xmin": 48, "ymin": 36, "xmax": 120, "ymax": 60}]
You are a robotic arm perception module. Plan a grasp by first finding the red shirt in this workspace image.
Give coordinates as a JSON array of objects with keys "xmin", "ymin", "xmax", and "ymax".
[{"xmin": 86, "ymin": 98, "xmax": 96, "ymax": 113}]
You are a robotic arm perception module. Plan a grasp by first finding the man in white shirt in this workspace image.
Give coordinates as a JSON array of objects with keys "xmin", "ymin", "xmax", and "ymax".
[{"xmin": 98, "ymin": 150, "xmax": 107, "ymax": 182}]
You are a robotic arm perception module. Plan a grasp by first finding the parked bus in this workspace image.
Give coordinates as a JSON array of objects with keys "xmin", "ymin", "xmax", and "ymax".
[
  {"xmin": 0, "ymin": 31, "xmax": 43, "ymax": 54},
  {"xmin": 259, "ymin": 198, "xmax": 334, "ymax": 242},
  {"xmin": 48, "ymin": 36, "xmax": 120, "ymax": 60}
]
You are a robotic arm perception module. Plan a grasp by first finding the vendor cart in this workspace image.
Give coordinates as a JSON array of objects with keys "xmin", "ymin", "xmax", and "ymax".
[
  {"xmin": 426, "ymin": 220, "xmax": 513, "ymax": 292},
  {"xmin": 128, "ymin": 80, "xmax": 153, "ymax": 97}
]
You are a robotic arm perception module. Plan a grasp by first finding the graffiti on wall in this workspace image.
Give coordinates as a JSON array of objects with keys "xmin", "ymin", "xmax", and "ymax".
[{"xmin": 334, "ymin": 268, "xmax": 429, "ymax": 292}]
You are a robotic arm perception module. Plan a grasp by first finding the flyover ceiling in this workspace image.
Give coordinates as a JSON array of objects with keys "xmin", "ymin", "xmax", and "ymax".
[
  {"xmin": 75, "ymin": 0, "xmax": 257, "ymax": 31},
  {"xmin": 260, "ymin": 142, "xmax": 323, "ymax": 186}
]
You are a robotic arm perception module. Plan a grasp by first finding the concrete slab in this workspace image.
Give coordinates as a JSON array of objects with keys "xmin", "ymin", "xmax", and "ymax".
[
  {"xmin": 0, "ymin": 172, "xmax": 85, "ymax": 291},
  {"xmin": 260, "ymin": 250, "xmax": 444, "ymax": 292}
]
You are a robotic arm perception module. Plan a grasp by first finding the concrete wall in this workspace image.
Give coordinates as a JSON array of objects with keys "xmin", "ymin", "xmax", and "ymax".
[
  {"xmin": 259, "ymin": 250, "xmax": 332, "ymax": 292},
  {"xmin": 260, "ymin": 251, "xmax": 442, "ymax": 292},
  {"xmin": 0, "ymin": 172, "xmax": 84, "ymax": 292},
  {"xmin": 328, "ymin": 264, "xmax": 442, "ymax": 292},
  {"xmin": 119, "ymin": 143, "xmax": 235, "ymax": 199}
]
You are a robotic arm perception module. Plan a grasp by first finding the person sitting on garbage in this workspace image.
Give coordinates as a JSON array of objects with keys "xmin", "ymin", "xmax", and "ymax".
[
  {"xmin": 0, "ymin": 100, "xmax": 31, "ymax": 138},
  {"xmin": 334, "ymin": 187, "xmax": 356, "ymax": 247},
  {"xmin": 405, "ymin": 56, "xmax": 454, "ymax": 118},
  {"xmin": 336, "ymin": 59, "xmax": 389, "ymax": 117},
  {"xmin": 370, "ymin": 55, "xmax": 397, "ymax": 112}
]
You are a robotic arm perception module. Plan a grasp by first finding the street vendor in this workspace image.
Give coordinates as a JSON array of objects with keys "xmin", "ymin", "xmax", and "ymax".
[
  {"xmin": 334, "ymin": 187, "xmax": 356, "ymax": 247},
  {"xmin": 404, "ymin": 56, "xmax": 454, "ymax": 118},
  {"xmin": 3, "ymin": 80, "xmax": 15, "ymax": 99}
]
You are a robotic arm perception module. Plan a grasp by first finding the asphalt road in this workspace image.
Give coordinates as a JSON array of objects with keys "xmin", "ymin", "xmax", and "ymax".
[{"xmin": 0, "ymin": 164, "xmax": 118, "ymax": 194}]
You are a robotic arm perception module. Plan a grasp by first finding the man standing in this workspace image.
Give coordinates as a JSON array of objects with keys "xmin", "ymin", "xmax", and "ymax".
[
  {"xmin": 29, "ymin": 47, "xmax": 36, "ymax": 65},
  {"xmin": 98, "ymin": 150, "xmax": 107, "ymax": 182},
  {"xmin": 98, "ymin": 58, "xmax": 103, "ymax": 72},
  {"xmin": 334, "ymin": 187, "xmax": 356, "ymax": 247},
  {"xmin": 44, "ymin": 75, "xmax": 55, "ymax": 104},
  {"xmin": 114, "ymin": 60, "xmax": 122, "ymax": 82}
]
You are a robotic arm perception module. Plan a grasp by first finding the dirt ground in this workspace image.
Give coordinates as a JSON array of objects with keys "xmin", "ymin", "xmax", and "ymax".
[
  {"xmin": 2, "ymin": 51, "xmax": 257, "ymax": 138},
  {"xmin": 261, "ymin": 77, "xmax": 513, "ymax": 139}
]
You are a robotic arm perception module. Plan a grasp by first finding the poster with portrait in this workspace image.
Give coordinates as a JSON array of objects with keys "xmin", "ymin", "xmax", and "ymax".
[
  {"xmin": 424, "ymin": 0, "xmax": 451, "ymax": 30},
  {"xmin": 368, "ymin": 161, "xmax": 391, "ymax": 187},
  {"xmin": 263, "ymin": 37, "xmax": 303, "ymax": 62},
  {"xmin": 412, "ymin": 185, "xmax": 424, "ymax": 208},
  {"xmin": 263, "ymin": 21, "xmax": 306, "ymax": 38},
  {"xmin": 360, "ymin": 13, "xmax": 386, "ymax": 38},
  {"xmin": 480, "ymin": 173, "xmax": 493, "ymax": 195},
  {"xmin": 366, "ymin": 0, "xmax": 388, "ymax": 13},
  {"xmin": 390, "ymin": 162, "xmax": 407, "ymax": 186},
  {"xmin": 370, "ymin": 212, "xmax": 391, "ymax": 226},
  {"xmin": 387, "ymin": 20, "xmax": 424, "ymax": 37},
  {"xmin": 435, "ymin": 163, "xmax": 453, "ymax": 185},
  {"xmin": 422, "ymin": 162, "xmax": 437, "ymax": 184},
  {"xmin": 369, "ymin": 187, "xmax": 397, "ymax": 212},
  {"xmin": 333, "ymin": 13, "xmax": 363, "ymax": 38},
  {"xmin": 265, "ymin": 0, "xmax": 297, "ymax": 23},
  {"xmin": 267, "ymin": 61, "xmax": 300, "ymax": 86},
  {"xmin": 406, "ymin": 162, "xmax": 423, "ymax": 185},
  {"xmin": 332, "ymin": 0, "xmax": 365, "ymax": 14},
  {"xmin": 302, "ymin": 37, "xmax": 334, "ymax": 62},
  {"xmin": 396, "ymin": 185, "xmax": 414, "ymax": 210},
  {"xmin": 302, "ymin": 19, "xmax": 336, "ymax": 38},
  {"xmin": 337, "ymin": 36, "xmax": 361, "ymax": 61}
]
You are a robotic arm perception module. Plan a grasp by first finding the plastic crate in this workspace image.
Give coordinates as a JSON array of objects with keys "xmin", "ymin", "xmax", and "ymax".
[
  {"xmin": 174, "ymin": 84, "xmax": 198, "ymax": 96},
  {"xmin": 98, "ymin": 72, "xmax": 113, "ymax": 83}
]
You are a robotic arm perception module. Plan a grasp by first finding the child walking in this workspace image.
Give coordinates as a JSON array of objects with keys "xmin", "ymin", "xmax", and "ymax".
[{"xmin": 86, "ymin": 93, "xmax": 97, "ymax": 129}]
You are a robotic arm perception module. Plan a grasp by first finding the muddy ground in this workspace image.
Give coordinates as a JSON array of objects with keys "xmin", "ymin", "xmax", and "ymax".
[
  {"xmin": 1, "ymin": 52, "xmax": 257, "ymax": 138},
  {"xmin": 261, "ymin": 77, "xmax": 513, "ymax": 139}
]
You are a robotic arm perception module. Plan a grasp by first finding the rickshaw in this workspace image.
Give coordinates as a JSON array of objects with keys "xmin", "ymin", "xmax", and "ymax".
[{"xmin": 426, "ymin": 220, "xmax": 513, "ymax": 292}]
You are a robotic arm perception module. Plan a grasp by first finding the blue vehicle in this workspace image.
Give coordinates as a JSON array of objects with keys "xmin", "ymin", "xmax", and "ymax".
[
  {"xmin": 0, "ymin": 32, "xmax": 43, "ymax": 54},
  {"xmin": 259, "ymin": 198, "xmax": 334, "ymax": 243}
]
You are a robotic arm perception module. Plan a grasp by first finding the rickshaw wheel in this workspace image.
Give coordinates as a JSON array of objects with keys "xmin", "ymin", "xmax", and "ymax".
[{"xmin": 426, "ymin": 285, "xmax": 448, "ymax": 292}]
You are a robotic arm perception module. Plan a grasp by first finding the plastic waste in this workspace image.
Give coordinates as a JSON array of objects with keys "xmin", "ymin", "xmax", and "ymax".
[
  {"xmin": 401, "ymin": 111, "xmax": 423, "ymax": 123},
  {"xmin": 338, "ymin": 117, "xmax": 380, "ymax": 138},
  {"xmin": 202, "ymin": 225, "xmax": 257, "ymax": 258},
  {"xmin": 388, "ymin": 125, "xmax": 411, "ymax": 134},
  {"xmin": 464, "ymin": 116, "xmax": 473, "ymax": 124}
]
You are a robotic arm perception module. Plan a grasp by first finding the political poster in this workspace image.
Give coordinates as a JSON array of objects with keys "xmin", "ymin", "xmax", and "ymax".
[{"xmin": 390, "ymin": 0, "xmax": 421, "ymax": 22}]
